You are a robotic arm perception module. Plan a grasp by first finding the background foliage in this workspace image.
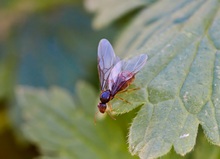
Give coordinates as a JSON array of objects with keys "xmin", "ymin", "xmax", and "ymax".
[{"xmin": 0, "ymin": 0, "xmax": 220, "ymax": 159}]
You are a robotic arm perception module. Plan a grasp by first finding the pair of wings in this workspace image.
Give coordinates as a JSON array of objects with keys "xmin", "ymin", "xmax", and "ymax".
[{"xmin": 97, "ymin": 39, "xmax": 148, "ymax": 94}]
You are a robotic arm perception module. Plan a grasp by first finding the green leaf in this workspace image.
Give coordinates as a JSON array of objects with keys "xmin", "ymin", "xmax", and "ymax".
[
  {"xmin": 16, "ymin": 81, "xmax": 136, "ymax": 159},
  {"xmin": 88, "ymin": 0, "xmax": 220, "ymax": 158},
  {"xmin": 161, "ymin": 127, "xmax": 220, "ymax": 159},
  {"xmin": 84, "ymin": 0, "xmax": 155, "ymax": 29}
]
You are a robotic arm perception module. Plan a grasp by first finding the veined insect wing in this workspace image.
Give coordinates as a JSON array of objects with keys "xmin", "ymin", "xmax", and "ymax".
[
  {"xmin": 97, "ymin": 39, "xmax": 119, "ymax": 90},
  {"xmin": 96, "ymin": 38, "xmax": 148, "ymax": 121},
  {"xmin": 108, "ymin": 54, "xmax": 148, "ymax": 94}
]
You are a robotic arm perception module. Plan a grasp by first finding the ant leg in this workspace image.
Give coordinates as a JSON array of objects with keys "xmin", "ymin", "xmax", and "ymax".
[
  {"xmin": 108, "ymin": 102, "xmax": 113, "ymax": 111},
  {"xmin": 115, "ymin": 96, "xmax": 131, "ymax": 104},
  {"xmin": 106, "ymin": 110, "xmax": 116, "ymax": 120},
  {"xmin": 94, "ymin": 105, "xmax": 116, "ymax": 123},
  {"xmin": 117, "ymin": 87, "xmax": 140, "ymax": 94},
  {"xmin": 94, "ymin": 111, "xmax": 98, "ymax": 125},
  {"xmin": 106, "ymin": 102, "xmax": 116, "ymax": 120}
]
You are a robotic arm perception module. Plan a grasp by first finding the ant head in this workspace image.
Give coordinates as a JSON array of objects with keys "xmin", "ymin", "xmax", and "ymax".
[
  {"xmin": 94, "ymin": 103, "xmax": 116, "ymax": 124},
  {"xmin": 97, "ymin": 103, "xmax": 106, "ymax": 113}
]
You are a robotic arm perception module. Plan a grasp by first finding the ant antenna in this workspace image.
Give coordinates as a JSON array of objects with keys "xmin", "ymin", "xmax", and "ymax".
[
  {"xmin": 106, "ymin": 110, "xmax": 116, "ymax": 120},
  {"xmin": 94, "ymin": 111, "xmax": 98, "ymax": 125},
  {"xmin": 94, "ymin": 109, "xmax": 116, "ymax": 125}
]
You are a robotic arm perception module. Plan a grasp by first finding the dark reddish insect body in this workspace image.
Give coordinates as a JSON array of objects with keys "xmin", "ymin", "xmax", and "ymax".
[
  {"xmin": 97, "ymin": 39, "xmax": 147, "ymax": 115},
  {"xmin": 98, "ymin": 74, "xmax": 135, "ymax": 113}
]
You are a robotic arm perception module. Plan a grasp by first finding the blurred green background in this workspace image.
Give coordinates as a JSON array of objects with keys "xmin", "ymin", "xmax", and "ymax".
[
  {"xmin": 1, "ymin": 0, "xmax": 220, "ymax": 159},
  {"xmin": 0, "ymin": 1, "xmax": 118, "ymax": 158}
]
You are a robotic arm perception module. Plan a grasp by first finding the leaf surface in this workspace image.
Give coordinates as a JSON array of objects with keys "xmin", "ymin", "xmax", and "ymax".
[
  {"xmin": 84, "ymin": 0, "xmax": 155, "ymax": 29},
  {"xmin": 89, "ymin": 0, "xmax": 220, "ymax": 158},
  {"xmin": 16, "ymin": 81, "xmax": 136, "ymax": 159}
]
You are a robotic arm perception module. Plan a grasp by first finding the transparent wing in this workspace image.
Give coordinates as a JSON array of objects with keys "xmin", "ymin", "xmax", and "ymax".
[
  {"xmin": 108, "ymin": 61, "xmax": 123, "ymax": 90},
  {"xmin": 98, "ymin": 39, "xmax": 120, "ymax": 90},
  {"xmin": 109, "ymin": 54, "xmax": 148, "ymax": 95},
  {"xmin": 122, "ymin": 54, "xmax": 148, "ymax": 75}
]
